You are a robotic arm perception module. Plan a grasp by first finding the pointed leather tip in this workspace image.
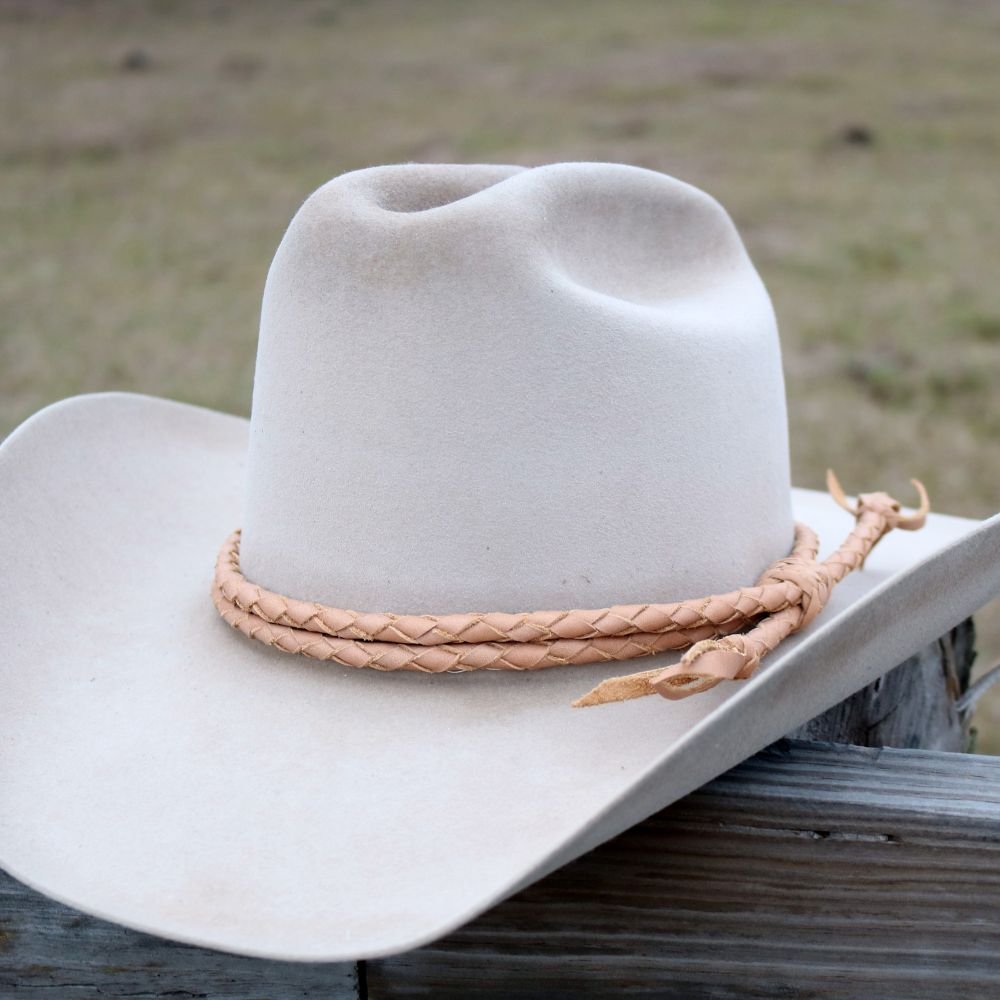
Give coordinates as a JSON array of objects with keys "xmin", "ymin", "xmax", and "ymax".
[{"xmin": 571, "ymin": 670, "xmax": 660, "ymax": 708}]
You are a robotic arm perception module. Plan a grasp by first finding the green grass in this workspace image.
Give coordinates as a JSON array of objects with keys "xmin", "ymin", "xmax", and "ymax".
[{"xmin": 1, "ymin": 0, "xmax": 998, "ymax": 744}]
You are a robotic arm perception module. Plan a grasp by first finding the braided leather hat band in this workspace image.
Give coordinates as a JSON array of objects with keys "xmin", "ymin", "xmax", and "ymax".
[{"xmin": 212, "ymin": 472, "xmax": 929, "ymax": 708}]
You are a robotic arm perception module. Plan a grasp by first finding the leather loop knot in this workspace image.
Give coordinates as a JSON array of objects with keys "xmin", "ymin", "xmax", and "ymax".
[{"xmin": 758, "ymin": 553, "xmax": 832, "ymax": 630}]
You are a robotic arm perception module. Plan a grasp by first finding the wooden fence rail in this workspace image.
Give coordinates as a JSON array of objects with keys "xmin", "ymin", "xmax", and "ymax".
[
  {"xmin": 2, "ymin": 622, "xmax": 996, "ymax": 998},
  {"xmin": 2, "ymin": 739, "xmax": 999, "ymax": 999}
]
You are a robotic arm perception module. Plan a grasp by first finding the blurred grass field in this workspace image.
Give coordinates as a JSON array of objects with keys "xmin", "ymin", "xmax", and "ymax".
[{"xmin": 1, "ymin": 0, "xmax": 998, "ymax": 745}]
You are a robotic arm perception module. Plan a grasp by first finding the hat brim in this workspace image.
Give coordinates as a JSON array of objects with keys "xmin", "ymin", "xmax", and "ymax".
[{"xmin": 1, "ymin": 392, "xmax": 997, "ymax": 961}]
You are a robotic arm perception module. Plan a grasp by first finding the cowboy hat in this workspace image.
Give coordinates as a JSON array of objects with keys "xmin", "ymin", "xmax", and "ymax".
[{"xmin": 1, "ymin": 162, "xmax": 997, "ymax": 961}]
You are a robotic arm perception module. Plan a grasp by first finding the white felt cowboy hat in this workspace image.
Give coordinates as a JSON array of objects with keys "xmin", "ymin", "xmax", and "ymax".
[{"xmin": 1, "ymin": 162, "xmax": 998, "ymax": 962}]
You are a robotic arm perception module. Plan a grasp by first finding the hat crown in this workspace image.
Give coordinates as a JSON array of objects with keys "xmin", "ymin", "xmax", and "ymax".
[{"xmin": 240, "ymin": 163, "xmax": 792, "ymax": 613}]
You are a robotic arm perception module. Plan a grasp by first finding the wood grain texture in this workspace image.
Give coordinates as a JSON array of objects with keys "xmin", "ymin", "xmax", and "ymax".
[
  {"xmin": 787, "ymin": 619, "xmax": 975, "ymax": 750},
  {"xmin": 0, "ymin": 873, "xmax": 358, "ymax": 998},
  {"xmin": 367, "ymin": 739, "xmax": 1000, "ymax": 999},
  {"xmin": 4, "ymin": 740, "xmax": 998, "ymax": 998},
  {"xmin": 0, "ymin": 625, "xmax": 987, "ymax": 997}
]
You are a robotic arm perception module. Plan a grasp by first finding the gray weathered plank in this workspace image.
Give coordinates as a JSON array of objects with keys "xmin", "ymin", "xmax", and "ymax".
[
  {"xmin": 4, "ymin": 740, "xmax": 999, "ymax": 998},
  {"xmin": 0, "ymin": 624, "xmax": 989, "ymax": 997},
  {"xmin": 367, "ymin": 739, "xmax": 1000, "ymax": 999},
  {"xmin": 0, "ymin": 874, "xmax": 358, "ymax": 998},
  {"xmin": 787, "ymin": 619, "xmax": 975, "ymax": 750}
]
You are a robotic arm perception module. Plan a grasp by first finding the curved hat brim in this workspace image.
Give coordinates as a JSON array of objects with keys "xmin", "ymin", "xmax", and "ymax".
[{"xmin": 1, "ymin": 393, "xmax": 997, "ymax": 961}]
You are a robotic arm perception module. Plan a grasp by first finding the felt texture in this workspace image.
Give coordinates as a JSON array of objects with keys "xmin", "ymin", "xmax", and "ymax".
[
  {"xmin": 240, "ymin": 163, "xmax": 792, "ymax": 613},
  {"xmin": 0, "ymin": 393, "xmax": 996, "ymax": 962}
]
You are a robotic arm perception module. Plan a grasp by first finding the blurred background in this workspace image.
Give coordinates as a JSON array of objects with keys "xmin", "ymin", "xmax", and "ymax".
[{"xmin": 1, "ymin": 0, "xmax": 998, "ymax": 742}]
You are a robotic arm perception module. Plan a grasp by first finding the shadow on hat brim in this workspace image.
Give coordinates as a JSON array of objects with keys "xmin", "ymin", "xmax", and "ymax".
[{"xmin": 1, "ymin": 393, "xmax": 997, "ymax": 961}]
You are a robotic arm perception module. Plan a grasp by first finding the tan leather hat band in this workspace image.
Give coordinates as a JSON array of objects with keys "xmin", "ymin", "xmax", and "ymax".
[{"xmin": 212, "ymin": 472, "xmax": 929, "ymax": 707}]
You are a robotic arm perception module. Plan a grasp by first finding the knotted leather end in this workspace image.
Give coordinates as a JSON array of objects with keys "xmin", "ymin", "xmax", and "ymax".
[
  {"xmin": 649, "ymin": 670, "xmax": 724, "ymax": 700},
  {"xmin": 827, "ymin": 469, "xmax": 930, "ymax": 532},
  {"xmin": 652, "ymin": 643, "xmax": 748, "ymax": 698},
  {"xmin": 574, "ymin": 475, "xmax": 930, "ymax": 709},
  {"xmin": 574, "ymin": 640, "xmax": 753, "ymax": 707},
  {"xmin": 651, "ymin": 639, "xmax": 756, "ymax": 699}
]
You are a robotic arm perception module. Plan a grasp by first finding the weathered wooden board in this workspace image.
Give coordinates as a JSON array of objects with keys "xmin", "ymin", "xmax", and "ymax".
[
  {"xmin": 787, "ymin": 619, "xmax": 975, "ymax": 750},
  {"xmin": 368, "ymin": 739, "xmax": 1000, "ymax": 999},
  {"xmin": 0, "ymin": 872, "xmax": 357, "ymax": 998},
  {"xmin": 3, "ymin": 740, "xmax": 999, "ymax": 998},
  {"xmin": 0, "ymin": 623, "xmax": 991, "ymax": 997}
]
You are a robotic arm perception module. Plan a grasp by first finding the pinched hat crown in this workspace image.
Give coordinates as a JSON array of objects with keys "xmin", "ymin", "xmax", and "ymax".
[{"xmin": 239, "ymin": 162, "xmax": 792, "ymax": 613}]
